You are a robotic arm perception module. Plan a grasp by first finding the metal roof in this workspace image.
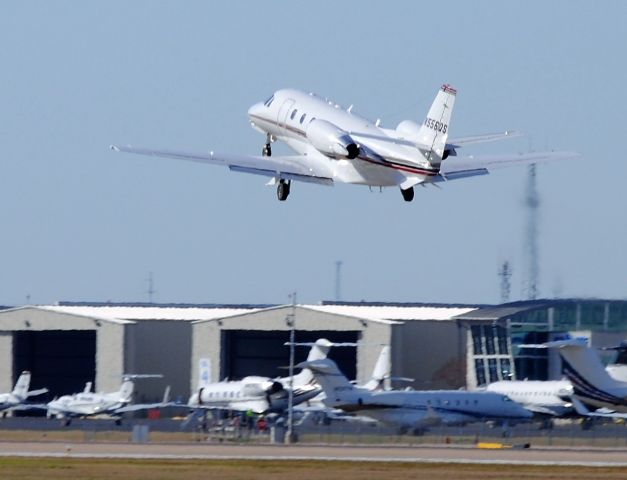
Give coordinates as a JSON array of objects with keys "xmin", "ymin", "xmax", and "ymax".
[
  {"xmin": 308, "ymin": 304, "xmax": 477, "ymax": 321},
  {"xmin": 453, "ymin": 299, "xmax": 624, "ymax": 321}
]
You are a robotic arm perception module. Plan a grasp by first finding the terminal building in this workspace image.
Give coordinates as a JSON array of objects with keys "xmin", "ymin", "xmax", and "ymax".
[{"xmin": 0, "ymin": 299, "xmax": 626, "ymax": 406}]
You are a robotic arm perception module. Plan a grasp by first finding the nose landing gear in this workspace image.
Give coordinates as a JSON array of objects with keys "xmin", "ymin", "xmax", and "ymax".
[{"xmin": 262, "ymin": 134, "xmax": 272, "ymax": 157}]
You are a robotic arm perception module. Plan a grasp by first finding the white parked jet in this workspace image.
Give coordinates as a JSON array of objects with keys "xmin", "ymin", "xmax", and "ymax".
[
  {"xmin": 46, "ymin": 375, "xmax": 166, "ymax": 425},
  {"xmin": 531, "ymin": 339, "xmax": 627, "ymax": 414},
  {"xmin": 187, "ymin": 339, "xmax": 331, "ymax": 414},
  {"xmin": 300, "ymin": 358, "xmax": 532, "ymax": 433},
  {"xmin": 111, "ymin": 85, "xmax": 578, "ymax": 201},
  {"xmin": 485, "ymin": 380, "xmax": 574, "ymax": 418},
  {"xmin": 0, "ymin": 371, "xmax": 48, "ymax": 414}
]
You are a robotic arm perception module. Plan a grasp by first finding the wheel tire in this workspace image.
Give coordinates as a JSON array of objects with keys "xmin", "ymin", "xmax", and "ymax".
[
  {"xmin": 277, "ymin": 182, "xmax": 289, "ymax": 201},
  {"xmin": 401, "ymin": 186, "xmax": 414, "ymax": 202}
]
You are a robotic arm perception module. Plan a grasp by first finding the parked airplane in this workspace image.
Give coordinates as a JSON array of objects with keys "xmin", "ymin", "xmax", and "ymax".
[
  {"xmin": 528, "ymin": 339, "xmax": 627, "ymax": 414},
  {"xmin": 46, "ymin": 375, "xmax": 165, "ymax": 425},
  {"xmin": 300, "ymin": 358, "xmax": 532, "ymax": 434},
  {"xmin": 186, "ymin": 339, "xmax": 331, "ymax": 414},
  {"xmin": 0, "ymin": 371, "xmax": 48, "ymax": 414},
  {"xmin": 485, "ymin": 380, "xmax": 574, "ymax": 417},
  {"xmin": 111, "ymin": 85, "xmax": 578, "ymax": 201}
]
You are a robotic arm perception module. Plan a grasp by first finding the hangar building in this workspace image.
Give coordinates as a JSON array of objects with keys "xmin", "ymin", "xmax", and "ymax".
[{"xmin": 0, "ymin": 299, "xmax": 626, "ymax": 407}]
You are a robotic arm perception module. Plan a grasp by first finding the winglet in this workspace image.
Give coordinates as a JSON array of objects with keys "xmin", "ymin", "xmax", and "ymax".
[{"xmin": 441, "ymin": 84, "xmax": 457, "ymax": 95}]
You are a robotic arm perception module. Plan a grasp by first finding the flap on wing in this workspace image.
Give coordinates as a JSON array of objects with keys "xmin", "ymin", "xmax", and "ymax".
[
  {"xmin": 229, "ymin": 165, "xmax": 333, "ymax": 186},
  {"xmin": 111, "ymin": 145, "xmax": 334, "ymax": 185}
]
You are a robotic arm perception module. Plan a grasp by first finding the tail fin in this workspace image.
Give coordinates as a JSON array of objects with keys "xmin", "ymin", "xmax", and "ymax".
[
  {"xmin": 12, "ymin": 371, "xmax": 31, "ymax": 399},
  {"xmin": 292, "ymin": 339, "xmax": 333, "ymax": 387},
  {"xmin": 297, "ymin": 358, "xmax": 356, "ymax": 405},
  {"xmin": 363, "ymin": 346, "xmax": 390, "ymax": 391},
  {"xmin": 119, "ymin": 380, "xmax": 134, "ymax": 402},
  {"xmin": 548, "ymin": 340, "xmax": 626, "ymax": 390},
  {"xmin": 416, "ymin": 84, "xmax": 456, "ymax": 166}
]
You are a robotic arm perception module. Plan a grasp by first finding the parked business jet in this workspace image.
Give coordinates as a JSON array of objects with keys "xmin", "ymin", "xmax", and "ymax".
[
  {"xmin": 111, "ymin": 85, "xmax": 578, "ymax": 201},
  {"xmin": 485, "ymin": 380, "xmax": 574, "ymax": 417},
  {"xmin": 187, "ymin": 339, "xmax": 331, "ymax": 414},
  {"xmin": 530, "ymin": 339, "xmax": 627, "ymax": 414},
  {"xmin": 46, "ymin": 375, "xmax": 165, "ymax": 426},
  {"xmin": 0, "ymin": 371, "xmax": 48, "ymax": 414},
  {"xmin": 300, "ymin": 358, "xmax": 532, "ymax": 433}
]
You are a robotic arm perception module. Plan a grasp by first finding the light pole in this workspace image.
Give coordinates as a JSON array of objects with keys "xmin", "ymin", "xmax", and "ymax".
[{"xmin": 285, "ymin": 292, "xmax": 296, "ymax": 444}]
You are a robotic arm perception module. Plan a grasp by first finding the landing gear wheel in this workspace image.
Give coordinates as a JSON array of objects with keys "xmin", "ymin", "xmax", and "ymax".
[
  {"xmin": 115, "ymin": 418, "xmax": 122, "ymax": 426},
  {"xmin": 401, "ymin": 186, "xmax": 414, "ymax": 202},
  {"xmin": 277, "ymin": 180, "xmax": 290, "ymax": 201},
  {"xmin": 262, "ymin": 144, "xmax": 272, "ymax": 157},
  {"xmin": 63, "ymin": 418, "xmax": 72, "ymax": 427}
]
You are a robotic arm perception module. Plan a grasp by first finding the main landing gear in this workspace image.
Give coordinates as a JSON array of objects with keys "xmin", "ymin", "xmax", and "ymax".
[
  {"xmin": 400, "ymin": 186, "xmax": 414, "ymax": 202},
  {"xmin": 277, "ymin": 179, "xmax": 291, "ymax": 201}
]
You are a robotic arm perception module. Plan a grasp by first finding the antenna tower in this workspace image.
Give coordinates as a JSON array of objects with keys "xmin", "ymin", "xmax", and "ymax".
[{"xmin": 524, "ymin": 164, "xmax": 540, "ymax": 300}]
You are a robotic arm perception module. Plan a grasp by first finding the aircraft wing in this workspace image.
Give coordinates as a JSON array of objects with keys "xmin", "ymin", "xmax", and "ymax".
[
  {"xmin": 435, "ymin": 151, "xmax": 580, "ymax": 182},
  {"xmin": 111, "ymin": 145, "xmax": 334, "ymax": 186}
]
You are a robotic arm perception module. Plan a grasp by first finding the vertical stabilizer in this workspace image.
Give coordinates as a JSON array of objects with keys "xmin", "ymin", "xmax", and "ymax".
[
  {"xmin": 119, "ymin": 380, "xmax": 134, "ymax": 402},
  {"xmin": 292, "ymin": 339, "xmax": 333, "ymax": 387},
  {"xmin": 297, "ymin": 358, "xmax": 357, "ymax": 405},
  {"xmin": 363, "ymin": 346, "xmax": 391, "ymax": 391},
  {"xmin": 12, "ymin": 371, "xmax": 31, "ymax": 399},
  {"xmin": 416, "ymin": 84, "xmax": 456, "ymax": 166}
]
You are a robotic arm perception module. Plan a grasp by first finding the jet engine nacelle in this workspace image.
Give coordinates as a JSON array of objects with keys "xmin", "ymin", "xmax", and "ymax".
[{"xmin": 307, "ymin": 119, "xmax": 359, "ymax": 159}]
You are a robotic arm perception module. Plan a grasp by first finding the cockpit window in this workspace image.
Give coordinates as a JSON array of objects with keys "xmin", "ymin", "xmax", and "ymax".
[
  {"xmin": 300, "ymin": 113, "xmax": 306, "ymax": 124},
  {"xmin": 264, "ymin": 94, "xmax": 275, "ymax": 107},
  {"xmin": 290, "ymin": 109, "xmax": 297, "ymax": 120}
]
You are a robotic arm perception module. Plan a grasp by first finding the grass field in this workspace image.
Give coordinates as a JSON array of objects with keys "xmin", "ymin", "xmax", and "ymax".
[{"xmin": 1, "ymin": 457, "xmax": 627, "ymax": 480}]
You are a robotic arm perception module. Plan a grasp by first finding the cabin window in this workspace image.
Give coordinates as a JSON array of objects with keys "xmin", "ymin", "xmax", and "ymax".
[
  {"xmin": 290, "ymin": 109, "xmax": 298, "ymax": 120},
  {"xmin": 300, "ymin": 113, "xmax": 306, "ymax": 124}
]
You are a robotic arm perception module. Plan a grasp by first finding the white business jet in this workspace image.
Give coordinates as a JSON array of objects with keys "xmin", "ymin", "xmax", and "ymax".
[
  {"xmin": 46, "ymin": 375, "xmax": 166, "ymax": 426},
  {"xmin": 111, "ymin": 85, "xmax": 578, "ymax": 201},
  {"xmin": 300, "ymin": 357, "xmax": 532, "ymax": 434},
  {"xmin": 0, "ymin": 371, "xmax": 48, "ymax": 414},
  {"xmin": 187, "ymin": 339, "xmax": 332, "ymax": 414},
  {"xmin": 485, "ymin": 380, "xmax": 574, "ymax": 418},
  {"xmin": 528, "ymin": 339, "xmax": 627, "ymax": 415}
]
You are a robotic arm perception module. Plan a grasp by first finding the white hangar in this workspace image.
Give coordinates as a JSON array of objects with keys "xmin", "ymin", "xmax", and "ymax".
[{"xmin": 0, "ymin": 301, "xmax": 475, "ymax": 405}]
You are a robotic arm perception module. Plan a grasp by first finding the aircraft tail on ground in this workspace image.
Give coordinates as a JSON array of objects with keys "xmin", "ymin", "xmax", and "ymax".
[
  {"xmin": 363, "ymin": 346, "xmax": 391, "ymax": 391},
  {"xmin": 416, "ymin": 84, "xmax": 456, "ymax": 166},
  {"xmin": 532, "ymin": 339, "xmax": 627, "ymax": 407},
  {"xmin": 297, "ymin": 358, "xmax": 356, "ymax": 405},
  {"xmin": 291, "ymin": 339, "xmax": 333, "ymax": 387},
  {"xmin": 12, "ymin": 371, "xmax": 31, "ymax": 399},
  {"xmin": 119, "ymin": 380, "xmax": 134, "ymax": 402}
]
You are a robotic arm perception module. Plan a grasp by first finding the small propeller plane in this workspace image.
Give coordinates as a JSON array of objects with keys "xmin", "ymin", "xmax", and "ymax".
[
  {"xmin": 46, "ymin": 374, "xmax": 167, "ymax": 426},
  {"xmin": 112, "ymin": 85, "xmax": 578, "ymax": 201},
  {"xmin": 0, "ymin": 371, "xmax": 48, "ymax": 415}
]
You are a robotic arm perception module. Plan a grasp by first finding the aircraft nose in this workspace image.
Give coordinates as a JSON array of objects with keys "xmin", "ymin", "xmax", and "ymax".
[{"xmin": 247, "ymin": 102, "xmax": 265, "ymax": 120}]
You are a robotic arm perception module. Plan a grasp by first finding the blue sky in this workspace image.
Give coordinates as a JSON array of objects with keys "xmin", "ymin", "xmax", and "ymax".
[{"xmin": 1, "ymin": 1, "xmax": 625, "ymax": 306}]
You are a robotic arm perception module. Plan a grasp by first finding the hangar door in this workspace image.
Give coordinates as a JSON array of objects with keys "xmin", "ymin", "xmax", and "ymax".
[
  {"xmin": 13, "ymin": 330, "xmax": 96, "ymax": 401},
  {"xmin": 222, "ymin": 330, "xmax": 359, "ymax": 381}
]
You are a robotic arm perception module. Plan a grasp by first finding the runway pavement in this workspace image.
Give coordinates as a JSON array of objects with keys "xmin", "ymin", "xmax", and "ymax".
[{"xmin": 2, "ymin": 441, "xmax": 627, "ymax": 467}]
